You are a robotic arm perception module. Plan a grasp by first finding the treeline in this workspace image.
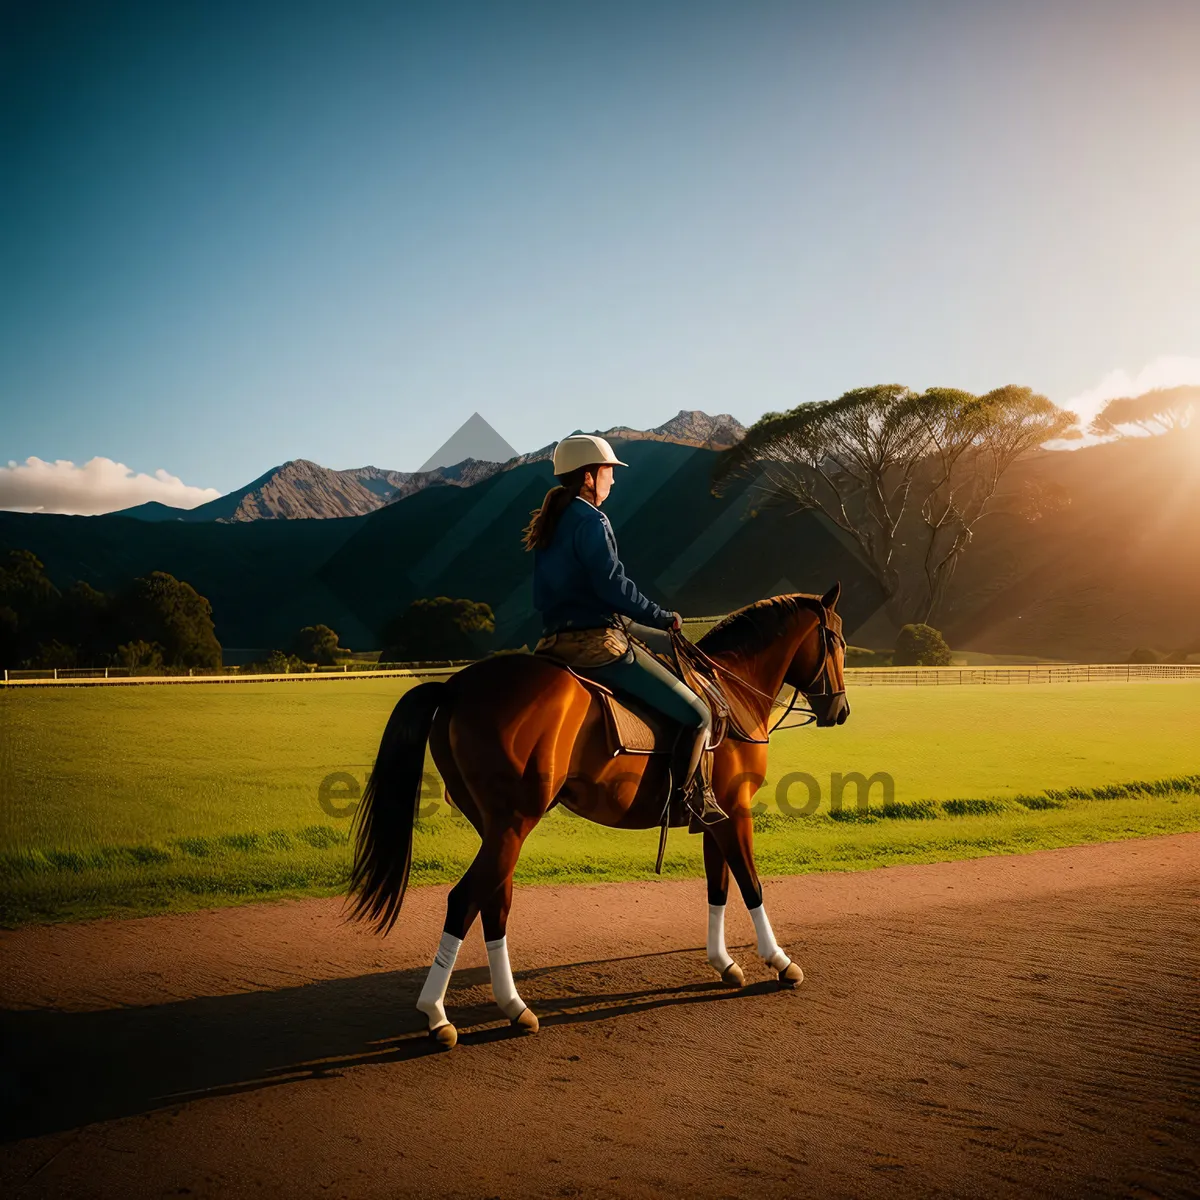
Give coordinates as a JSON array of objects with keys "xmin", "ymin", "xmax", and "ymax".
[
  {"xmin": 0, "ymin": 550, "xmax": 222, "ymax": 671},
  {"xmin": 0, "ymin": 548, "xmax": 500, "ymax": 672}
]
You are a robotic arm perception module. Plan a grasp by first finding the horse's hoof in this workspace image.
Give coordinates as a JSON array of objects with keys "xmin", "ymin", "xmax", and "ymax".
[
  {"xmin": 721, "ymin": 962, "xmax": 746, "ymax": 988},
  {"xmin": 512, "ymin": 1007, "xmax": 539, "ymax": 1034},
  {"xmin": 778, "ymin": 962, "xmax": 804, "ymax": 989},
  {"xmin": 429, "ymin": 1022, "xmax": 458, "ymax": 1049}
]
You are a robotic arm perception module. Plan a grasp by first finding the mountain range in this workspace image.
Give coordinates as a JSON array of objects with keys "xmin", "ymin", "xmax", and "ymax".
[
  {"xmin": 3, "ymin": 415, "xmax": 1196, "ymax": 662},
  {"xmin": 111, "ymin": 410, "xmax": 747, "ymax": 523}
]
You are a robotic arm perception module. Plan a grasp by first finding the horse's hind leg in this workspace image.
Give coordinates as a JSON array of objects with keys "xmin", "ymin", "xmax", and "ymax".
[
  {"xmin": 477, "ymin": 821, "xmax": 539, "ymax": 1032},
  {"xmin": 709, "ymin": 815, "xmax": 803, "ymax": 989},
  {"xmin": 415, "ymin": 819, "xmax": 538, "ymax": 1044},
  {"xmin": 703, "ymin": 829, "xmax": 745, "ymax": 987},
  {"xmin": 413, "ymin": 719, "xmax": 479, "ymax": 1048}
]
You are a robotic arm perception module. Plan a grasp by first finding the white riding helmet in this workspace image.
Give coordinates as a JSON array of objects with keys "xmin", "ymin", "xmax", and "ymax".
[{"xmin": 551, "ymin": 433, "xmax": 628, "ymax": 476}]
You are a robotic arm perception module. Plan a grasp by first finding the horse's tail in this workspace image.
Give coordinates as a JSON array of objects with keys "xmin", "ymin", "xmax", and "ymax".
[{"xmin": 346, "ymin": 681, "xmax": 449, "ymax": 934}]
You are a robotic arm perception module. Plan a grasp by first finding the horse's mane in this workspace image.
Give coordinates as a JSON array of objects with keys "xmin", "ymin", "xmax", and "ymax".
[{"xmin": 697, "ymin": 594, "xmax": 827, "ymax": 657}]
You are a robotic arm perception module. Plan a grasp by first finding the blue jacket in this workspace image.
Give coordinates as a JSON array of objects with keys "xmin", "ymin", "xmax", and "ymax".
[{"xmin": 533, "ymin": 498, "xmax": 675, "ymax": 635}]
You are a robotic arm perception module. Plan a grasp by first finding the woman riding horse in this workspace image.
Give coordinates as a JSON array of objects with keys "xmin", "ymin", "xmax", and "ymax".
[
  {"xmin": 347, "ymin": 445, "xmax": 850, "ymax": 1047},
  {"xmin": 524, "ymin": 432, "xmax": 723, "ymax": 823}
]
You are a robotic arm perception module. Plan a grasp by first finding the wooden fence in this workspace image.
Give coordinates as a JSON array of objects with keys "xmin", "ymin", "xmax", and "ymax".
[{"xmin": 4, "ymin": 662, "xmax": 1198, "ymax": 688}]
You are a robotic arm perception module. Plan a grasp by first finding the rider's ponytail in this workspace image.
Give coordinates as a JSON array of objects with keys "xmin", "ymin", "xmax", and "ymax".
[{"xmin": 522, "ymin": 467, "xmax": 589, "ymax": 551}]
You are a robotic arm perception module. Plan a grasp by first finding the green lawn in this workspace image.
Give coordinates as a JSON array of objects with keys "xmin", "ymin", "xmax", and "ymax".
[{"xmin": 1, "ymin": 679, "xmax": 1198, "ymax": 925}]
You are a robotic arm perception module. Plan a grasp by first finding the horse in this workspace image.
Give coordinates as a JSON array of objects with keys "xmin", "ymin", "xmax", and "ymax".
[{"xmin": 347, "ymin": 584, "xmax": 850, "ymax": 1047}]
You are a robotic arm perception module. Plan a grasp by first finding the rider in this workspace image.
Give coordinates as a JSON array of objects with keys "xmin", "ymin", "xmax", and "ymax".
[{"xmin": 523, "ymin": 433, "xmax": 723, "ymax": 822}]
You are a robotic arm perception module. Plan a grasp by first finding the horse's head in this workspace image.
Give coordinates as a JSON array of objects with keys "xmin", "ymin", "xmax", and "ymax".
[{"xmin": 783, "ymin": 582, "xmax": 850, "ymax": 727}]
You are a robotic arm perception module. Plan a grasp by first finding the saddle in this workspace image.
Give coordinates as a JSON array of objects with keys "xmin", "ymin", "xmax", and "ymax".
[
  {"xmin": 533, "ymin": 626, "xmax": 760, "ymax": 859},
  {"xmin": 533, "ymin": 625, "xmax": 744, "ymax": 757}
]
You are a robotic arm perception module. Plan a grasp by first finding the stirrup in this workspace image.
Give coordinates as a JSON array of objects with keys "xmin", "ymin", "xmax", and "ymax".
[{"xmin": 687, "ymin": 780, "xmax": 727, "ymax": 825}]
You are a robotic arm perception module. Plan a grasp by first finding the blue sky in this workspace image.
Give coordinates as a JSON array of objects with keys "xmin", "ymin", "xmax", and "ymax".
[{"xmin": 3, "ymin": 0, "xmax": 1199, "ymax": 507}]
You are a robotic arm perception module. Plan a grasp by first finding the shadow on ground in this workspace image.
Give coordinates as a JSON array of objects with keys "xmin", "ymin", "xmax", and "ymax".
[{"xmin": 1, "ymin": 948, "xmax": 767, "ymax": 1140}]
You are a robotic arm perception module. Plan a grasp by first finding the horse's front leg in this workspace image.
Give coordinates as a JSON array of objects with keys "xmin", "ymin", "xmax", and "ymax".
[
  {"xmin": 709, "ymin": 814, "xmax": 804, "ymax": 989},
  {"xmin": 703, "ymin": 829, "xmax": 746, "ymax": 987}
]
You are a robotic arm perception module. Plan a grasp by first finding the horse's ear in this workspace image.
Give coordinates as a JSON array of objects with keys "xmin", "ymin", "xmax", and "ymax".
[{"xmin": 820, "ymin": 581, "xmax": 842, "ymax": 610}]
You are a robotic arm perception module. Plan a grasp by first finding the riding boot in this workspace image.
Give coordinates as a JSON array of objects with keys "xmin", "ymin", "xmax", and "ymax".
[{"xmin": 670, "ymin": 725, "xmax": 726, "ymax": 824}]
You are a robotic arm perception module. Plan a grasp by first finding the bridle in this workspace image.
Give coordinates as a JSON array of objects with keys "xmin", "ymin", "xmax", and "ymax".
[
  {"xmin": 672, "ymin": 602, "xmax": 847, "ymax": 743},
  {"xmin": 763, "ymin": 617, "xmax": 847, "ymax": 736}
]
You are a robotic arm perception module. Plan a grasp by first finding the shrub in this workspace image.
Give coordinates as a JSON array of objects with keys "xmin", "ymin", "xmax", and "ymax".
[
  {"xmin": 265, "ymin": 649, "xmax": 306, "ymax": 673},
  {"xmin": 116, "ymin": 639, "xmax": 165, "ymax": 671},
  {"xmin": 1013, "ymin": 794, "xmax": 1066, "ymax": 810},
  {"xmin": 942, "ymin": 797, "xmax": 1007, "ymax": 816},
  {"xmin": 893, "ymin": 624, "xmax": 952, "ymax": 666},
  {"xmin": 29, "ymin": 640, "xmax": 78, "ymax": 669},
  {"xmin": 1127, "ymin": 646, "xmax": 1161, "ymax": 664},
  {"xmin": 877, "ymin": 799, "xmax": 940, "ymax": 820}
]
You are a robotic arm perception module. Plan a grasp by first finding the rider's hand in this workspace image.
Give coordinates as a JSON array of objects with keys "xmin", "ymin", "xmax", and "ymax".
[{"xmin": 669, "ymin": 611, "xmax": 683, "ymax": 632}]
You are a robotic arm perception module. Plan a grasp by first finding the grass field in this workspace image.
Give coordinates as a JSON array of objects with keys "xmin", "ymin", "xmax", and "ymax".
[{"xmin": 2, "ymin": 678, "xmax": 1198, "ymax": 925}]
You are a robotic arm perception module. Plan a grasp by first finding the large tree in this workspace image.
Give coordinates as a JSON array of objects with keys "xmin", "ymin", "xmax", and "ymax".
[
  {"xmin": 1088, "ymin": 385, "xmax": 1198, "ymax": 438},
  {"xmin": 0, "ymin": 549, "xmax": 61, "ymax": 667},
  {"xmin": 713, "ymin": 384, "xmax": 1075, "ymax": 626},
  {"xmin": 113, "ymin": 571, "xmax": 222, "ymax": 668},
  {"xmin": 292, "ymin": 624, "xmax": 341, "ymax": 666}
]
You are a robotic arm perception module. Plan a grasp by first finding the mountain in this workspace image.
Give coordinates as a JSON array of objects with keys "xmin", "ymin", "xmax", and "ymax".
[
  {"xmin": 109, "ymin": 410, "xmax": 747, "ymax": 523},
  {"xmin": 417, "ymin": 412, "xmax": 518, "ymax": 472},
  {"xmin": 111, "ymin": 460, "xmax": 453, "ymax": 523},
  {"xmin": 602, "ymin": 409, "xmax": 746, "ymax": 450},
  {"xmin": 507, "ymin": 410, "xmax": 748, "ymax": 471}
]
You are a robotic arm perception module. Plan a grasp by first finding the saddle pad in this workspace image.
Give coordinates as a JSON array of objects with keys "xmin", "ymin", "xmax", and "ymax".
[{"xmin": 598, "ymin": 691, "xmax": 674, "ymax": 755}]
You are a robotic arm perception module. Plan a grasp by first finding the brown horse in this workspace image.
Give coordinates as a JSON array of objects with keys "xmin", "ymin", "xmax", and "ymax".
[{"xmin": 347, "ymin": 585, "xmax": 849, "ymax": 1047}]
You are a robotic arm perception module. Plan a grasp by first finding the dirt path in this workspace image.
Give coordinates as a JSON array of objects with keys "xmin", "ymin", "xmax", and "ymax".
[{"xmin": 2, "ymin": 835, "xmax": 1198, "ymax": 1199}]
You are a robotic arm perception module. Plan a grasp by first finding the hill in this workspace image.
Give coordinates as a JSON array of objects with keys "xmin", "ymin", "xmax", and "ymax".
[
  {"xmin": 316, "ymin": 438, "xmax": 877, "ymax": 650},
  {"xmin": 940, "ymin": 427, "xmax": 1200, "ymax": 661}
]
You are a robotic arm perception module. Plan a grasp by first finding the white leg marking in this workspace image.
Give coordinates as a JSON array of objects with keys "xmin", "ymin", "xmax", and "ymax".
[
  {"xmin": 485, "ymin": 935, "xmax": 528, "ymax": 1020},
  {"xmin": 416, "ymin": 931, "xmax": 462, "ymax": 1030},
  {"xmin": 707, "ymin": 903, "xmax": 735, "ymax": 973},
  {"xmin": 750, "ymin": 904, "xmax": 792, "ymax": 972}
]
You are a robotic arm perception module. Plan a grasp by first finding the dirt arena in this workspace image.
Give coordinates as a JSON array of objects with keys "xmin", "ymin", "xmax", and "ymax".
[{"xmin": 2, "ymin": 835, "xmax": 1198, "ymax": 1199}]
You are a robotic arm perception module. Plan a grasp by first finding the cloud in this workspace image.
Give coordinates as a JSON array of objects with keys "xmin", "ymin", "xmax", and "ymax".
[{"xmin": 0, "ymin": 457, "xmax": 222, "ymax": 516}]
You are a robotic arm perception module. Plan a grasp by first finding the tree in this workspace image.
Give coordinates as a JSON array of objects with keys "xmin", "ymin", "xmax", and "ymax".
[
  {"xmin": 113, "ymin": 572, "xmax": 222, "ymax": 668},
  {"xmin": 0, "ymin": 549, "xmax": 59, "ymax": 610},
  {"xmin": 713, "ymin": 384, "xmax": 1076, "ymax": 625},
  {"xmin": 893, "ymin": 624, "xmax": 952, "ymax": 666},
  {"xmin": 292, "ymin": 624, "xmax": 341, "ymax": 666},
  {"xmin": 381, "ymin": 597, "xmax": 495, "ymax": 662},
  {"xmin": 0, "ymin": 549, "xmax": 61, "ymax": 666},
  {"xmin": 58, "ymin": 581, "xmax": 113, "ymax": 666},
  {"xmin": 1089, "ymin": 386, "xmax": 1198, "ymax": 438},
  {"xmin": 0, "ymin": 606, "xmax": 17, "ymax": 670}
]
